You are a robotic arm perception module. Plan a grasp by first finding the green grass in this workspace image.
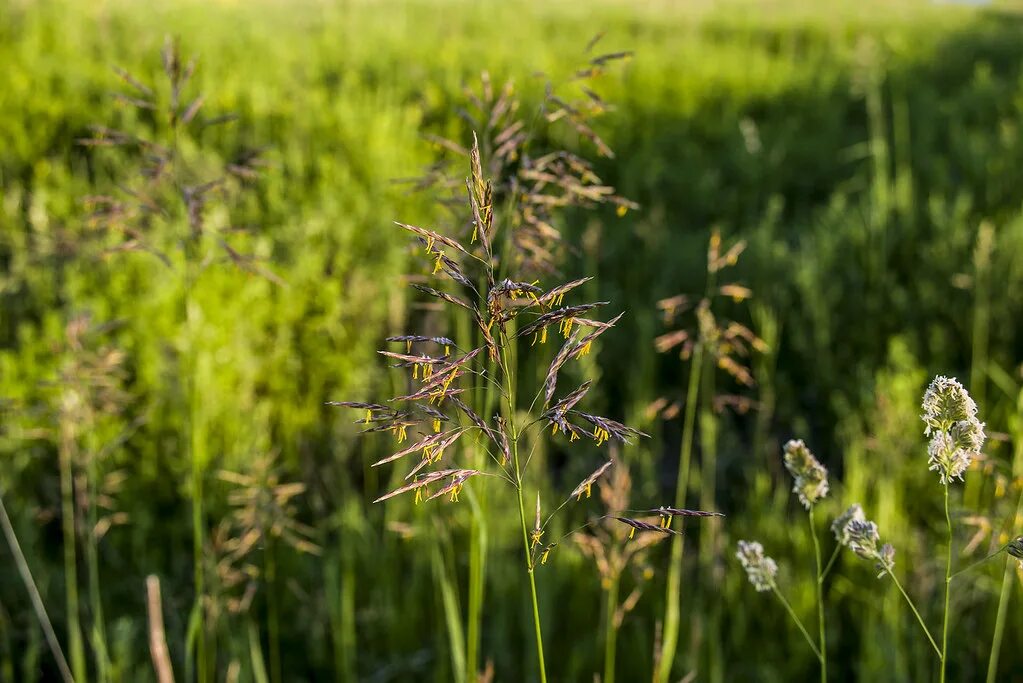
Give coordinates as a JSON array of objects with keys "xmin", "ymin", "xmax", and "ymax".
[{"xmin": 2, "ymin": 0, "xmax": 1023, "ymax": 680}]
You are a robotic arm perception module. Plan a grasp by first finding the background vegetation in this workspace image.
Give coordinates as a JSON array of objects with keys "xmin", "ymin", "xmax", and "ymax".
[{"xmin": 1, "ymin": 0, "xmax": 1022, "ymax": 680}]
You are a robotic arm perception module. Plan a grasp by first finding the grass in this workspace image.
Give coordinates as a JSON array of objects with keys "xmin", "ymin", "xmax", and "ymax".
[{"xmin": 1, "ymin": 0, "xmax": 1023, "ymax": 680}]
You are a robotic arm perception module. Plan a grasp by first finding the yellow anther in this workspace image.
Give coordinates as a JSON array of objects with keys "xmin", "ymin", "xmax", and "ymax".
[
  {"xmin": 365, "ymin": 409, "xmax": 372, "ymax": 423},
  {"xmin": 413, "ymin": 363, "xmax": 419, "ymax": 380},
  {"xmin": 628, "ymin": 527, "xmax": 635, "ymax": 540},
  {"xmin": 540, "ymin": 548, "xmax": 551, "ymax": 565},
  {"xmin": 433, "ymin": 419, "xmax": 441, "ymax": 433},
  {"xmin": 406, "ymin": 340, "xmax": 412, "ymax": 353},
  {"xmin": 414, "ymin": 487, "xmax": 423, "ymax": 505}
]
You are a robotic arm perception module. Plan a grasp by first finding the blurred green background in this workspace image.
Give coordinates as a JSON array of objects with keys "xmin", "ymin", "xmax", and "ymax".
[{"xmin": 2, "ymin": 0, "xmax": 1023, "ymax": 680}]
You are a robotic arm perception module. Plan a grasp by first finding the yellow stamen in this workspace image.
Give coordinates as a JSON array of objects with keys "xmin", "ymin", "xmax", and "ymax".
[
  {"xmin": 449, "ymin": 484, "xmax": 461, "ymax": 502},
  {"xmin": 444, "ymin": 344, "xmax": 450, "ymax": 356},
  {"xmin": 365, "ymin": 409, "xmax": 372, "ymax": 423},
  {"xmin": 406, "ymin": 340, "xmax": 412, "ymax": 353},
  {"xmin": 413, "ymin": 363, "xmax": 418, "ymax": 380},
  {"xmin": 628, "ymin": 527, "xmax": 635, "ymax": 540},
  {"xmin": 578, "ymin": 340, "xmax": 592, "ymax": 357},
  {"xmin": 425, "ymin": 236, "xmax": 435, "ymax": 254},
  {"xmin": 433, "ymin": 419, "xmax": 441, "ymax": 433},
  {"xmin": 540, "ymin": 548, "xmax": 551, "ymax": 565},
  {"xmin": 414, "ymin": 487, "xmax": 423, "ymax": 505},
  {"xmin": 552, "ymin": 423, "xmax": 559, "ymax": 436},
  {"xmin": 540, "ymin": 327, "xmax": 547, "ymax": 344}
]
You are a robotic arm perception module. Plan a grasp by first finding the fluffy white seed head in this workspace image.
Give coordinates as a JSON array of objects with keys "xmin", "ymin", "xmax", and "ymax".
[
  {"xmin": 736, "ymin": 540, "xmax": 778, "ymax": 592},
  {"xmin": 782, "ymin": 439, "xmax": 829, "ymax": 509},
  {"xmin": 921, "ymin": 376, "xmax": 985, "ymax": 485}
]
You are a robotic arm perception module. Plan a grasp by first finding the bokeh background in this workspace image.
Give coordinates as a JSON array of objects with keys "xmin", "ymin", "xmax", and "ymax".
[{"xmin": 2, "ymin": 0, "xmax": 1023, "ymax": 681}]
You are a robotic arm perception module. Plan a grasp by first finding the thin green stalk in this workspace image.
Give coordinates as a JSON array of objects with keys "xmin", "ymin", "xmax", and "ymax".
[
  {"xmin": 986, "ymin": 486, "xmax": 1023, "ymax": 683},
  {"xmin": 514, "ymin": 480, "xmax": 547, "ymax": 683},
  {"xmin": 430, "ymin": 536, "xmax": 466, "ymax": 682},
  {"xmin": 603, "ymin": 575, "xmax": 620, "ymax": 683},
  {"xmin": 940, "ymin": 484, "xmax": 951, "ymax": 683},
  {"xmin": 57, "ymin": 424, "xmax": 86, "ymax": 683},
  {"xmin": 770, "ymin": 584, "xmax": 821, "ymax": 661},
  {"xmin": 502, "ymin": 341, "xmax": 547, "ymax": 683},
  {"xmin": 820, "ymin": 545, "xmax": 841, "ymax": 583},
  {"xmin": 84, "ymin": 435, "xmax": 109, "ymax": 682},
  {"xmin": 465, "ymin": 493, "xmax": 484, "ymax": 683},
  {"xmin": 809, "ymin": 509, "xmax": 827, "ymax": 683},
  {"xmin": 0, "ymin": 489, "xmax": 75, "ymax": 683},
  {"xmin": 658, "ymin": 342, "xmax": 704, "ymax": 683},
  {"xmin": 457, "ymin": 296, "xmax": 486, "ymax": 683},
  {"xmin": 266, "ymin": 535, "xmax": 281, "ymax": 683},
  {"xmin": 950, "ymin": 544, "xmax": 1008, "ymax": 580},
  {"xmin": 184, "ymin": 268, "xmax": 209, "ymax": 683},
  {"xmin": 886, "ymin": 568, "xmax": 941, "ymax": 658}
]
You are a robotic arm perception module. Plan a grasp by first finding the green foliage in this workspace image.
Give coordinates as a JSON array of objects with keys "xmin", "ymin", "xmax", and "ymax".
[{"xmin": 2, "ymin": 0, "xmax": 1023, "ymax": 681}]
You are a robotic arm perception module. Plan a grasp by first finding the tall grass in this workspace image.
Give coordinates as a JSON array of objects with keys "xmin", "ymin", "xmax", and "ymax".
[{"xmin": 1, "ymin": 0, "xmax": 1023, "ymax": 680}]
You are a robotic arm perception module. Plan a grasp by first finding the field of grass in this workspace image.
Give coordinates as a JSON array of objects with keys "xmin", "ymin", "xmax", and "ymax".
[{"xmin": 2, "ymin": 0, "xmax": 1023, "ymax": 680}]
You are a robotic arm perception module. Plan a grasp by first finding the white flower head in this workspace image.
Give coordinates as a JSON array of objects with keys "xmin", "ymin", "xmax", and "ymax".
[
  {"xmin": 782, "ymin": 439, "xmax": 829, "ymax": 509},
  {"xmin": 832, "ymin": 504, "xmax": 865, "ymax": 544},
  {"xmin": 736, "ymin": 540, "xmax": 778, "ymax": 592},
  {"xmin": 834, "ymin": 505, "xmax": 894, "ymax": 578},
  {"xmin": 921, "ymin": 376, "xmax": 978, "ymax": 434},
  {"xmin": 922, "ymin": 376, "xmax": 985, "ymax": 485}
]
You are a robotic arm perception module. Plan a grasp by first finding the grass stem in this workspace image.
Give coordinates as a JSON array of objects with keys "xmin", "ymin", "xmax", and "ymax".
[
  {"xmin": 658, "ymin": 342, "xmax": 704, "ymax": 683},
  {"xmin": 941, "ymin": 484, "xmax": 952, "ymax": 682},
  {"xmin": 886, "ymin": 568, "xmax": 941, "ymax": 658},
  {"xmin": 0, "ymin": 489, "xmax": 75, "ymax": 683},
  {"xmin": 770, "ymin": 584, "xmax": 821, "ymax": 661},
  {"xmin": 809, "ymin": 508, "xmax": 827, "ymax": 683}
]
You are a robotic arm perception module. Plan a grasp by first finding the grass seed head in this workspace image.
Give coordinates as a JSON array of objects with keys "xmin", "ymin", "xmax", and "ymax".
[
  {"xmin": 735, "ymin": 540, "xmax": 777, "ymax": 592},
  {"xmin": 921, "ymin": 376, "xmax": 985, "ymax": 485},
  {"xmin": 782, "ymin": 438, "xmax": 829, "ymax": 509}
]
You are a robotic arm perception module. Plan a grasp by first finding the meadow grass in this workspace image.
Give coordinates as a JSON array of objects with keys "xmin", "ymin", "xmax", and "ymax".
[{"xmin": 2, "ymin": 0, "xmax": 1023, "ymax": 680}]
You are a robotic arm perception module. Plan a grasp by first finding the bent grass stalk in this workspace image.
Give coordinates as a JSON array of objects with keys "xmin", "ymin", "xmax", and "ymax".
[
  {"xmin": 885, "ymin": 568, "xmax": 941, "ymax": 658},
  {"xmin": 772, "ymin": 585, "xmax": 822, "ymax": 661},
  {"xmin": 0, "ymin": 489, "xmax": 75, "ymax": 683}
]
